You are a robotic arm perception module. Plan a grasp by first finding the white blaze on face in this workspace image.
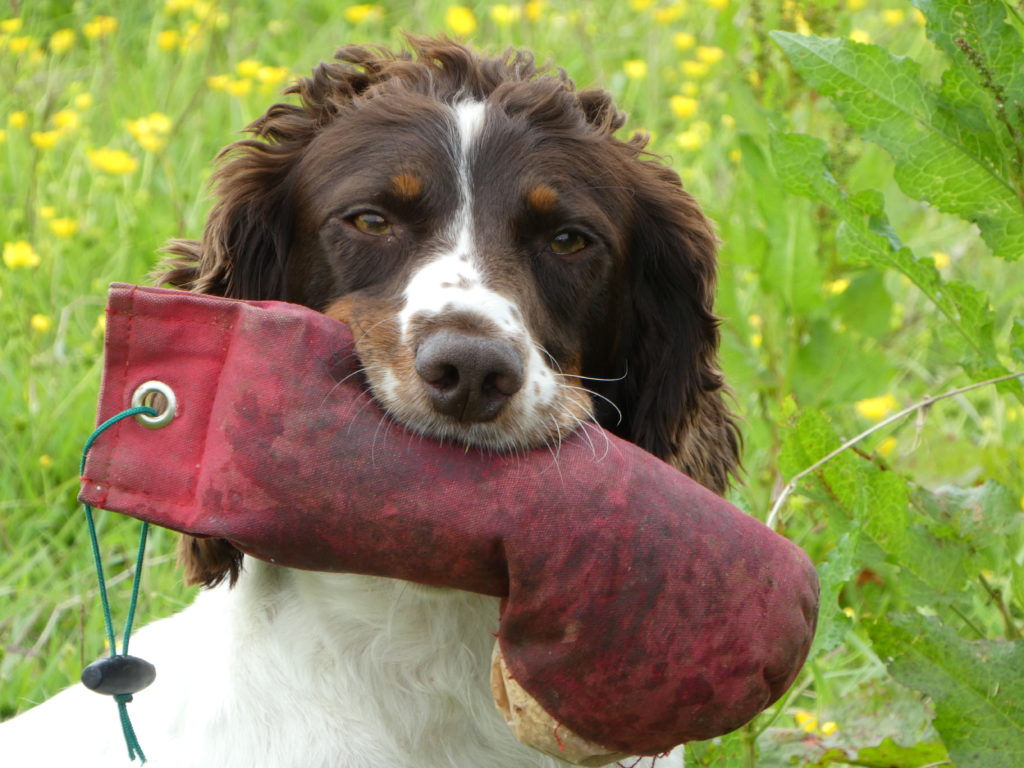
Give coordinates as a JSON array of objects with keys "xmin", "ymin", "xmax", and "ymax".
[{"xmin": 395, "ymin": 100, "xmax": 558, "ymax": 420}]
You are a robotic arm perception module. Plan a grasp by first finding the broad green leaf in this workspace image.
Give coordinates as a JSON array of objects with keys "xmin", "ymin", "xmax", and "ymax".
[
  {"xmin": 810, "ymin": 531, "xmax": 858, "ymax": 658},
  {"xmin": 870, "ymin": 614, "xmax": 1024, "ymax": 768},
  {"xmin": 913, "ymin": 481, "xmax": 1022, "ymax": 540},
  {"xmin": 854, "ymin": 737, "xmax": 950, "ymax": 767},
  {"xmin": 771, "ymin": 31, "xmax": 1024, "ymax": 261}
]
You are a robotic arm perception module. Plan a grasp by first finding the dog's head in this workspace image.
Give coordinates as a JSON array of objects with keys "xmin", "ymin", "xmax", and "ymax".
[{"xmin": 162, "ymin": 36, "xmax": 739, "ymax": 586}]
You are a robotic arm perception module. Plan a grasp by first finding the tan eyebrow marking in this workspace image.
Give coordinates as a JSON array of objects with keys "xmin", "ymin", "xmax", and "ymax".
[
  {"xmin": 526, "ymin": 184, "xmax": 558, "ymax": 212},
  {"xmin": 391, "ymin": 172, "xmax": 423, "ymax": 199}
]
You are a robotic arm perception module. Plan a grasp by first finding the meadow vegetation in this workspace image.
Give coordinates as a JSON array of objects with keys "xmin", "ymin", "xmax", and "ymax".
[{"xmin": 1, "ymin": 1, "xmax": 1022, "ymax": 765}]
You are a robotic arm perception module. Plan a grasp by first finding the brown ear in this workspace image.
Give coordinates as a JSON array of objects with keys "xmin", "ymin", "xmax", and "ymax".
[
  {"xmin": 593, "ymin": 159, "xmax": 740, "ymax": 494},
  {"xmin": 177, "ymin": 536, "xmax": 243, "ymax": 588}
]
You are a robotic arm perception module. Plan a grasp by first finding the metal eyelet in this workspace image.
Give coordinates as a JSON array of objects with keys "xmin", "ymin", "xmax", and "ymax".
[{"xmin": 131, "ymin": 380, "xmax": 178, "ymax": 429}]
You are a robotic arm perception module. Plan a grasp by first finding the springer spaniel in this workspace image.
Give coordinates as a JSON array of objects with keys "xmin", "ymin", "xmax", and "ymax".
[{"xmin": 1, "ymin": 37, "xmax": 738, "ymax": 767}]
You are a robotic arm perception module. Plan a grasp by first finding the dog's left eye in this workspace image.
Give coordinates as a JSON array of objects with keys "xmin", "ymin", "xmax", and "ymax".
[
  {"xmin": 350, "ymin": 212, "xmax": 393, "ymax": 237},
  {"xmin": 549, "ymin": 231, "xmax": 589, "ymax": 256}
]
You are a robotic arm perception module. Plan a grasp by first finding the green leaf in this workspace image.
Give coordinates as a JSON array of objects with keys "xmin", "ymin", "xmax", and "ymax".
[
  {"xmin": 769, "ymin": 131, "xmax": 1022, "ymax": 399},
  {"xmin": 870, "ymin": 614, "xmax": 1024, "ymax": 768},
  {"xmin": 810, "ymin": 531, "xmax": 858, "ymax": 658},
  {"xmin": 855, "ymin": 737, "xmax": 950, "ymax": 767},
  {"xmin": 771, "ymin": 31, "xmax": 1024, "ymax": 261},
  {"xmin": 914, "ymin": 0, "xmax": 1024, "ymax": 107},
  {"xmin": 686, "ymin": 729, "xmax": 749, "ymax": 766}
]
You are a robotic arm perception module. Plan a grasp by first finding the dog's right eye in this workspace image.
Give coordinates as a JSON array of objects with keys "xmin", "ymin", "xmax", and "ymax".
[{"xmin": 350, "ymin": 212, "xmax": 393, "ymax": 237}]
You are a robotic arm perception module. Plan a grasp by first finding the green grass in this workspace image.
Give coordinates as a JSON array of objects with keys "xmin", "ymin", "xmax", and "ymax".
[{"xmin": 2, "ymin": 1, "xmax": 1022, "ymax": 764}]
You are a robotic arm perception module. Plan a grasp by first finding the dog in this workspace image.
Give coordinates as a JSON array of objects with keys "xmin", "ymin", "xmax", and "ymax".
[{"xmin": 1, "ymin": 37, "xmax": 738, "ymax": 767}]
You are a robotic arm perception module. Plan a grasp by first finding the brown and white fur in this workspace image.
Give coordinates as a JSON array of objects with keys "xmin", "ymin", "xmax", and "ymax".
[{"xmin": 0, "ymin": 37, "xmax": 738, "ymax": 767}]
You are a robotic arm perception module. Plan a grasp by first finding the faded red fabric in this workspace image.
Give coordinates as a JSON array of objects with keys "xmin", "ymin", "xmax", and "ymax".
[{"xmin": 80, "ymin": 283, "xmax": 819, "ymax": 755}]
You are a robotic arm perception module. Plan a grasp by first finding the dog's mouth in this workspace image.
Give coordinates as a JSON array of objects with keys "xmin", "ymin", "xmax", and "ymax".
[{"xmin": 326, "ymin": 298, "xmax": 594, "ymax": 453}]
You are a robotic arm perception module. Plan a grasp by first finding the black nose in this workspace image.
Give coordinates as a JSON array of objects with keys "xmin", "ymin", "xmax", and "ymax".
[{"xmin": 414, "ymin": 332, "xmax": 524, "ymax": 422}]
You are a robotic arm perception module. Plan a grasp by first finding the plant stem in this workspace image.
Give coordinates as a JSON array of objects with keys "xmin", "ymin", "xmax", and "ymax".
[
  {"xmin": 767, "ymin": 371, "xmax": 1024, "ymax": 529},
  {"xmin": 978, "ymin": 572, "xmax": 1022, "ymax": 640}
]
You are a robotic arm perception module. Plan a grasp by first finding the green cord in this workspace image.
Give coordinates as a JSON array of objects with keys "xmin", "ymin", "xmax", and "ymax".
[{"xmin": 81, "ymin": 405, "xmax": 156, "ymax": 764}]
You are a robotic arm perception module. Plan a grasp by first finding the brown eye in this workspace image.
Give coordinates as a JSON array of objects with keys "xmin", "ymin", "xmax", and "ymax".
[
  {"xmin": 351, "ymin": 212, "xmax": 393, "ymax": 236},
  {"xmin": 549, "ymin": 231, "xmax": 588, "ymax": 256}
]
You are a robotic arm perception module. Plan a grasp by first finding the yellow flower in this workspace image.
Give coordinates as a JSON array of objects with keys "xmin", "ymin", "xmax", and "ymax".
[
  {"xmin": 849, "ymin": 28, "xmax": 871, "ymax": 44},
  {"xmin": 675, "ymin": 129, "xmax": 703, "ymax": 151},
  {"xmin": 74, "ymin": 93, "xmax": 94, "ymax": 110},
  {"xmin": 30, "ymin": 313, "xmax": 53, "ymax": 333},
  {"xmin": 670, "ymin": 95, "xmax": 699, "ymax": 119},
  {"xmin": 191, "ymin": 1, "xmax": 214, "ymax": 20},
  {"xmin": 39, "ymin": 206, "xmax": 56, "ymax": 220},
  {"xmin": 157, "ymin": 29, "xmax": 181, "ymax": 51},
  {"xmin": 3, "ymin": 240, "xmax": 41, "ymax": 269},
  {"xmin": 673, "ymin": 32, "xmax": 696, "ymax": 50},
  {"xmin": 912, "ymin": 8, "xmax": 926, "ymax": 25},
  {"xmin": 820, "ymin": 721, "xmax": 838, "ymax": 737},
  {"xmin": 882, "ymin": 9, "xmax": 905, "ymax": 26},
  {"xmin": 750, "ymin": 333, "xmax": 763, "ymax": 348},
  {"xmin": 826, "ymin": 278, "xmax": 850, "ymax": 295},
  {"xmin": 147, "ymin": 112, "xmax": 172, "ymax": 134},
  {"xmin": 50, "ymin": 28, "xmax": 75, "ymax": 54},
  {"xmin": 842, "ymin": 606, "xmax": 855, "ymax": 618},
  {"xmin": 490, "ymin": 4, "xmax": 522, "ymax": 24},
  {"xmin": 705, "ymin": 0, "xmax": 729, "ymax": 8},
  {"xmin": 931, "ymin": 250, "xmax": 951, "ymax": 269},
  {"xmin": 629, "ymin": 0, "xmax": 653, "ymax": 9},
  {"xmin": 257, "ymin": 65, "xmax": 289, "ymax": 86},
  {"xmin": 721, "ymin": 114, "xmax": 736, "ymax": 129},
  {"xmin": 52, "ymin": 108, "xmax": 79, "ymax": 131},
  {"xmin": 0, "ymin": 17, "xmax": 22, "ymax": 33},
  {"xmin": 794, "ymin": 710, "xmax": 818, "ymax": 733},
  {"xmin": 0, "ymin": 129, "xmax": 5, "ymax": 144},
  {"xmin": 624, "ymin": 59, "xmax": 648, "ymax": 79},
  {"xmin": 87, "ymin": 147, "xmax": 138, "ymax": 174},
  {"xmin": 793, "ymin": 12, "xmax": 812, "ymax": 35},
  {"xmin": 30, "ymin": 130, "xmax": 61, "ymax": 149},
  {"xmin": 344, "ymin": 4, "xmax": 384, "ymax": 23},
  {"xmin": 128, "ymin": 113, "xmax": 171, "ymax": 151},
  {"xmin": 8, "ymin": 35, "xmax": 35, "ymax": 54},
  {"xmin": 39, "ymin": 454, "xmax": 54, "ymax": 468},
  {"xmin": 49, "ymin": 217, "xmax": 78, "ymax": 238},
  {"xmin": 878, "ymin": 436, "xmax": 897, "ymax": 457},
  {"xmin": 206, "ymin": 74, "xmax": 230, "ymax": 91},
  {"xmin": 728, "ymin": 148, "xmax": 742, "ymax": 163},
  {"xmin": 524, "ymin": 1, "xmax": 545, "ymax": 21},
  {"xmin": 164, "ymin": 0, "xmax": 195, "ymax": 12},
  {"xmin": 445, "ymin": 5, "xmax": 477, "ymax": 36},
  {"xmin": 225, "ymin": 78, "xmax": 252, "ymax": 97},
  {"xmin": 696, "ymin": 45, "xmax": 724, "ymax": 64},
  {"xmin": 236, "ymin": 58, "xmax": 262, "ymax": 78},
  {"xmin": 84, "ymin": 15, "xmax": 118, "ymax": 40},
  {"xmin": 847, "ymin": 0, "xmax": 867, "ymax": 9},
  {"xmin": 654, "ymin": 6, "xmax": 685, "ymax": 22},
  {"xmin": 855, "ymin": 393, "xmax": 899, "ymax": 421}
]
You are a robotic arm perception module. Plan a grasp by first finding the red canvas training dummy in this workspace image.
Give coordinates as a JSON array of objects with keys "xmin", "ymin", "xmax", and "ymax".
[{"xmin": 80, "ymin": 284, "xmax": 819, "ymax": 763}]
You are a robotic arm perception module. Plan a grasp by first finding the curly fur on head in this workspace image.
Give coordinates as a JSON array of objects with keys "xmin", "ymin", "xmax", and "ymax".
[{"xmin": 158, "ymin": 35, "xmax": 740, "ymax": 588}]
